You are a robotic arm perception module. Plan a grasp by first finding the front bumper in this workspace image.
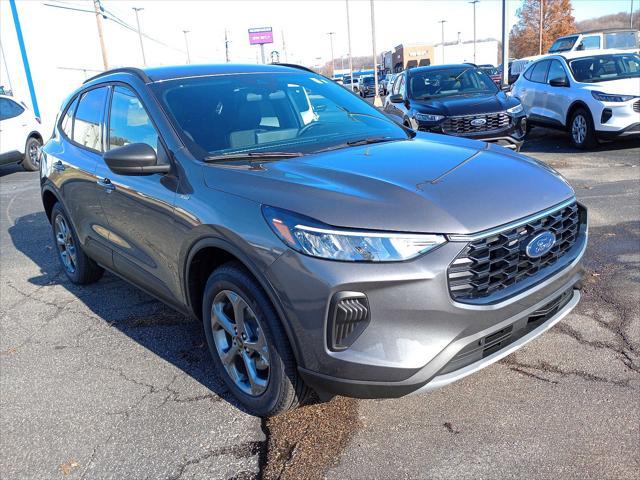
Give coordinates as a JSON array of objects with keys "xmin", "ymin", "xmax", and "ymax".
[
  {"xmin": 597, "ymin": 122, "xmax": 640, "ymax": 139},
  {"xmin": 265, "ymin": 205, "xmax": 587, "ymax": 399}
]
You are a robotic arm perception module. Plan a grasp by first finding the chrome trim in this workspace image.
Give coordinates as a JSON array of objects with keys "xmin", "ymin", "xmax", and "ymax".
[
  {"xmin": 447, "ymin": 197, "xmax": 577, "ymax": 242},
  {"xmin": 413, "ymin": 289, "xmax": 581, "ymax": 394},
  {"xmin": 444, "ymin": 110, "xmax": 507, "ymax": 119}
]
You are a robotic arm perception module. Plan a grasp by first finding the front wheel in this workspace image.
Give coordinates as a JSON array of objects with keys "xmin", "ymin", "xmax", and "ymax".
[
  {"xmin": 569, "ymin": 108, "xmax": 597, "ymax": 150},
  {"xmin": 22, "ymin": 136, "xmax": 42, "ymax": 171},
  {"xmin": 202, "ymin": 262, "xmax": 309, "ymax": 417}
]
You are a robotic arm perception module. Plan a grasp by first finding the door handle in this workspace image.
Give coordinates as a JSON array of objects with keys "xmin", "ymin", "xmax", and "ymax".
[
  {"xmin": 97, "ymin": 178, "xmax": 116, "ymax": 192},
  {"xmin": 53, "ymin": 160, "xmax": 65, "ymax": 172}
]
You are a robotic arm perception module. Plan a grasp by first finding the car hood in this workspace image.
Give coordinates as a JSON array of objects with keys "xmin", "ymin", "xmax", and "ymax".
[
  {"xmin": 580, "ymin": 77, "xmax": 640, "ymax": 95},
  {"xmin": 202, "ymin": 134, "xmax": 574, "ymax": 234},
  {"xmin": 410, "ymin": 92, "xmax": 515, "ymax": 116}
]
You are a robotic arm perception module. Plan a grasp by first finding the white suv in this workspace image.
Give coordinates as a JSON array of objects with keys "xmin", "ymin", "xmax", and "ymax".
[
  {"xmin": 0, "ymin": 95, "xmax": 43, "ymax": 171},
  {"xmin": 512, "ymin": 51, "xmax": 640, "ymax": 149}
]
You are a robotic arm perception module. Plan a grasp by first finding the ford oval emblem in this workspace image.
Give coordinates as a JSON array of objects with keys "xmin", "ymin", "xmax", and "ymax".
[
  {"xmin": 525, "ymin": 231, "xmax": 556, "ymax": 258},
  {"xmin": 470, "ymin": 118, "xmax": 487, "ymax": 126}
]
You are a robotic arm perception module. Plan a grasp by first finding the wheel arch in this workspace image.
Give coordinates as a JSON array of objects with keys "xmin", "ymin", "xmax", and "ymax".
[
  {"xmin": 41, "ymin": 186, "xmax": 60, "ymax": 224},
  {"xmin": 566, "ymin": 100, "xmax": 592, "ymax": 130},
  {"xmin": 183, "ymin": 237, "xmax": 303, "ymax": 365}
]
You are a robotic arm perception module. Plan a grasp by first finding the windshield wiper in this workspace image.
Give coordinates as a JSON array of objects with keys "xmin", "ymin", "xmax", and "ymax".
[
  {"xmin": 204, "ymin": 151, "xmax": 304, "ymax": 162},
  {"xmin": 346, "ymin": 136, "xmax": 395, "ymax": 146}
]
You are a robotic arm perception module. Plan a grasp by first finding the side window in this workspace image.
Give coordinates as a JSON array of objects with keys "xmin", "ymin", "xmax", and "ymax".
[
  {"xmin": 73, "ymin": 87, "xmax": 108, "ymax": 151},
  {"xmin": 398, "ymin": 75, "xmax": 406, "ymax": 97},
  {"xmin": 0, "ymin": 98, "xmax": 25, "ymax": 121},
  {"xmin": 530, "ymin": 60, "xmax": 550, "ymax": 83},
  {"xmin": 61, "ymin": 97, "xmax": 79, "ymax": 138},
  {"xmin": 108, "ymin": 86, "xmax": 158, "ymax": 151},
  {"xmin": 581, "ymin": 36, "xmax": 601, "ymax": 50},
  {"xmin": 547, "ymin": 60, "xmax": 568, "ymax": 83}
]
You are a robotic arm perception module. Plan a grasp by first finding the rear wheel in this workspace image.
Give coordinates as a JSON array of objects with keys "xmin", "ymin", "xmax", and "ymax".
[
  {"xmin": 50, "ymin": 203, "xmax": 104, "ymax": 284},
  {"xmin": 22, "ymin": 136, "xmax": 42, "ymax": 171},
  {"xmin": 202, "ymin": 262, "xmax": 309, "ymax": 417},
  {"xmin": 569, "ymin": 108, "xmax": 597, "ymax": 150}
]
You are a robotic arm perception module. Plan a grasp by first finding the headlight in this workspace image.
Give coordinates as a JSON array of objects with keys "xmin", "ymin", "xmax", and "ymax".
[
  {"xmin": 414, "ymin": 113, "xmax": 445, "ymax": 122},
  {"xmin": 591, "ymin": 91, "xmax": 636, "ymax": 102},
  {"xmin": 506, "ymin": 103, "xmax": 523, "ymax": 114},
  {"xmin": 263, "ymin": 206, "xmax": 446, "ymax": 262}
]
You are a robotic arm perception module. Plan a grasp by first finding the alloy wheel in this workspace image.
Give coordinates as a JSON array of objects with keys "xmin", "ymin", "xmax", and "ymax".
[
  {"xmin": 28, "ymin": 141, "xmax": 40, "ymax": 167},
  {"xmin": 210, "ymin": 289, "xmax": 270, "ymax": 396},
  {"xmin": 572, "ymin": 114, "xmax": 587, "ymax": 145},
  {"xmin": 54, "ymin": 215, "xmax": 77, "ymax": 274}
]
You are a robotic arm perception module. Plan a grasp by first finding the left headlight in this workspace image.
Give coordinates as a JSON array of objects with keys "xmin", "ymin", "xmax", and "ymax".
[
  {"xmin": 414, "ymin": 112, "xmax": 445, "ymax": 122},
  {"xmin": 263, "ymin": 206, "xmax": 446, "ymax": 262},
  {"xmin": 506, "ymin": 103, "xmax": 524, "ymax": 115},
  {"xmin": 591, "ymin": 91, "xmax": 636, "ymax": 102}
]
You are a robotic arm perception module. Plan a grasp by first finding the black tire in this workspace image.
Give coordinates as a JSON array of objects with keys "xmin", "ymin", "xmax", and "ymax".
[
  {"xmin": 50, "ymin": 203, "xmax": 104, "ymax": 284},
  {"xmin": 202, "ymin": 262, "xmax": 309, "ymax": 417},
  {"xmin": 569, "ymin": 108, "xmax": 598, "ymax": 150},
  {"xmin": 22, "ymin": 136, "xmax": 42, "ymax": 171}
]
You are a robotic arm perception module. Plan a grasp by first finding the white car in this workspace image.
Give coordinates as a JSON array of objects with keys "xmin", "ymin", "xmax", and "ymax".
[
  {"xmin": 0, "ymin": 95, "xmax": 43, "ymax": 170},
  {"xmin": 512, "ymin": 50, "xmax": 640, "ymax": 149},
  {"xmin": 548, "ymin": 29, "xmax": 639, "ymax": 55}
]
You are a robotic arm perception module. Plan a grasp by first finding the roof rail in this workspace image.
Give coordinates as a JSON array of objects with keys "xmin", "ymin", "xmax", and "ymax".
[
  {"xmin": 271, "ymin": 63, "xmax": 318, "ymax": 74},
  {"xmin": 83, "ymin": 67, "xmax": 151, "ymax": 84}
]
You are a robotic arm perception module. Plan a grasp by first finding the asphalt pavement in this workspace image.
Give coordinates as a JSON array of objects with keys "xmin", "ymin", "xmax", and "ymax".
[{"xmin": 1, "ymin": 128, "xmax": 638, "ymax": 479}]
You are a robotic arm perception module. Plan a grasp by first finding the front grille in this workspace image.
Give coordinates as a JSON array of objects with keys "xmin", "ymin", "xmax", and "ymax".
[
  {"xmin": 633, "ymin": 100, "xmax": 640, "ymax": 113},
  {"xmin": 439, "ymin": 289, "xmax": 574, "ymax": 375},
  {"xmin": 442, "ymin": 112, "xmax": 511, "ymax": 135},
  {"xmin": 448, "ymin": 202, "xmax": 581, "ymax": 301}
]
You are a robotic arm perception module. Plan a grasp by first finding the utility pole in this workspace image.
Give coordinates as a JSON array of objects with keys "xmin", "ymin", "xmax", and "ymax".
[
  {"xmin": 132, "ymin": 7, "xmax": 146, "ymax": 66},
  {"xmin": 346, "ymin": 0, "xmax": 354, "ymax": 88},
  {"xmin": 501, "ymin": 0, "xmax": 509, "ymax": 85},
  {"xmin": 539, "ymin": 0, "xmax": 544, "ymax": 55},
  {"xmin": 327, "ymin": 32, "xmax": 336, "ymax": 77},
  {"xmin": 93, "ymin": 0, "xmax": 109, "ymax": 70},
  {"xmin": 370, "ymin": 0, "xmax": 382, "ymax": 107},
  {"xmin": 470, "ymin": 0, "xmax": 479, "ymax": 64},
  {"xmin": 438, "ymin": 20, "xmax": 447, "ymax": 64},
  {"xmin": 281, "ymin": 29, "xmax": 288, "ymax": 62},
  {"xmin": 631, "ymin": 0, "xmax": 635, "ymax": 28},
  {"xmin": 224, "ymin": 29, "xmax": 230, "ymax": 62},
  {"xmin": 8, "ymin": 0, "xmax": 39, "ymax": 118},
  {"xmin": 183, "ymin": 30, "xmax": 191, "ymax": 64},
  {"xmin": 0, "ymin": 38, "xmax": 13, "ymax": 93}
]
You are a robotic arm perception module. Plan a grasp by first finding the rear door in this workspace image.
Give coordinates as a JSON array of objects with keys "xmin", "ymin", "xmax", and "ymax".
[
  {"xmin": 524, "ymin": 60, "xmax": 552, "ymax": 124},
  {"xmin": 96, "ymin": 84, "xmax": 180, "ymax": 303},
  {"xmin": 544, "ymin": 60, "xmax": 572, "ymax": 126}
]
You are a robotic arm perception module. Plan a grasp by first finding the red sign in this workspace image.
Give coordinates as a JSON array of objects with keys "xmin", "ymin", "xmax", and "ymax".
[{"xmin": 248, "ymin": 27, "xmax": 273, "ymax": 45}]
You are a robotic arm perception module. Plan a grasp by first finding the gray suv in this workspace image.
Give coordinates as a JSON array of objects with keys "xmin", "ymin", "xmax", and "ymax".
[{"xmin": 41, "ymin": 64, "xmax": 587, "ymax": 417}]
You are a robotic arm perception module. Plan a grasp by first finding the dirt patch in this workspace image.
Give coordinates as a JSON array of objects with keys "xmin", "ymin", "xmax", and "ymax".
[{"xmin": 261, "ymin": 396, "xmax": 360, "ymax": 479}]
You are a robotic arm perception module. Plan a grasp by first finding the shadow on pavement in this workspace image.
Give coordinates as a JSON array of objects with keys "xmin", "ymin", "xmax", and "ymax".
[
  {"xmin": 7, "ymin": 210, "xmax": 247, "ymax": 412},
  {"xmin": 0, "ymin": 164, "xmax": 25, "ymax": 177},
  {"xmin": 522, "ymin": 127, "xmax": 640, "ymax": 154}
]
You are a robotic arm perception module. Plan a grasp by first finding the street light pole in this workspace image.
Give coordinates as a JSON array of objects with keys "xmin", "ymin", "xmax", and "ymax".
[
  {"xmin": 438, "ymin": 20, "xmax": 447, "ymax": 64},
  {"xmin": 224, "ymin": 29, "xmax": 230, "ymax": 62},
  {"xmin": 370, "ymin": 0, "xmax": 382, "ymax": 107},
  {"xmin": 132, "ymin": 7, "xmax": 146, "ymax": 66},
  {"xmin": 183, "ymin": 30, "xmax": 191, "ymax": 64},
  {"xmin": 501, "ymin": 0, "xmax": 509, "ymax": 85},
  {"xmin": 327, "ymin": 32, "xmax": 336, "ymax": 77},
  {"xmin": 93, "ymin": 0, "xmax": 109, "ymax": 70},
  {"xmin": 470, "ymin": 0, "xmax": 479, "ymax": 64},
  {"xmin": 345, "ymin": 0, "xmax": 354, "ymax": 88},
  {"xmin": 539, "ymin": 0, "xmax": 544, "ymax": 55},
  {"xmin": 631, "ymin": 0, "xmax": 634, "ymax": 28}
]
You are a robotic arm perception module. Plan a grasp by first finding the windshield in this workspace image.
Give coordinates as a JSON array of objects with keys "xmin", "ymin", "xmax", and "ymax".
[
  {"xmin": 549, "ymin": 35, "xmax": 578, "ymax": 53},
  {"xmin": 362, "ymin": 77, "xmax": 374, "ymax": 85},
  {"xmin": 569, "ymin": 53, "xmax": 640, "ymax": 83},
  {"xmin": 151, "ymin": 72, "xmax": 408, "ymax": 159},
  {"xmin": 407, "ymin": 67, "xmax": 498, "ymax": 99}
]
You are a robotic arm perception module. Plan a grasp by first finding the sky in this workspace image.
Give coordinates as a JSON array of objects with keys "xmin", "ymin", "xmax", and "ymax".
[{"xmin": 0, "ymin": 0, "xmax": 635, "ymax": 125}]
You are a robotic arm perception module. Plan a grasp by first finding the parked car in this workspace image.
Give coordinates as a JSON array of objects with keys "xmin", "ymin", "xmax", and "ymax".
[
  {"xmin": 512, "ymin": 50, "xmax": 640, "ymax": 149},
  {"xmin": 508, "ymin": 57, "xmax": 538, "ymax": 84},
  {"xmin": 359, "ymin": 76, "xmax": 376, "ymax": 97},
  {"xmin": 378, "ymin": 74, "xmax": 390, "ymax": 95},
  {"xmin": 383, "ymin": 64, "xmax": 527, "ymax": 150},
  {"xmin": 41, "ymin": 63, "xmax": 586, "ymax": 417},
  {"xmin": 548, "ymin": 29, "xmax": 639, "ymax": 54},
  {"xmin": 0, "ymin": 94, "xmax": 43, "ymax": 170},
  {"xmin": 479, "ymin": 65, "xmax": 502, "ymax": 86},
  {"xmin": 342, "ymin": 74, "xmax": 359, "ymax": 92}
]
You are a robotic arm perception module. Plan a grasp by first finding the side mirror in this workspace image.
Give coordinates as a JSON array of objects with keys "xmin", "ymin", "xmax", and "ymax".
[
  {"xmin": 549, "ymin": 77, "xmax": 569, "ymax": 87},
  {"xmin": 576, "ymin": 42, "xmax": 585, "ymax": 51},
  {"xmin": 103, "ymin": 143, "xmax": 170, "ymax": 175},
  {"xmin": 388, "ymin": 94, "xmax": 404, "ymax": 103}
]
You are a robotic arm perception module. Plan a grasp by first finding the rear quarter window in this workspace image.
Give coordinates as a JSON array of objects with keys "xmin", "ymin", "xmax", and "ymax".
[{"xmin": 0, "ymin": 98, "xmax": 25, "ymax": 121}]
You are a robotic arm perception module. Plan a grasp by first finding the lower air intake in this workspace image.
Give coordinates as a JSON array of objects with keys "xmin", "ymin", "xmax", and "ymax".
[{"xmin": 328, "ymin": 292, "xmax": 370, "ymax": 351}]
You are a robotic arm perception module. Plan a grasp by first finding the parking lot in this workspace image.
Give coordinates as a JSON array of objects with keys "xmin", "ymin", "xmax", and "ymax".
[{"xmin": 1, "ymin": 128, "xmax": 639, "ymax": 479}]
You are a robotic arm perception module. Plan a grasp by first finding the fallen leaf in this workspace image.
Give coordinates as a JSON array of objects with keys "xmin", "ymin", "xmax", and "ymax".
[{"xmin": 59, "ymin": 459, "xmax": 80, "ymax": 476}]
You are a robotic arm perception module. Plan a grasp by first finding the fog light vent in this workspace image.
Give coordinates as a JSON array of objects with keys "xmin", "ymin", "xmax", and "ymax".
[
  {"xmin": 601, "ymin": 108, "xmax": 613, "ymax": 124},
  {"xmin": 328, "ymin": 292, "xmax": 370, "ymax": 351}
]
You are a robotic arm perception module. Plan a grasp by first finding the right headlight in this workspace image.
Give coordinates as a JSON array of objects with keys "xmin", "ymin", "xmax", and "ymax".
[
  {"xmin": 263, "ymin": 206, "xmax": 446, "ymax": 262},
  {"xmin": 506, "ymin": 103, "xmax": 524, "ymax": 115},
  {"xmin": 414, "ymin": 113, "xmax": 445, "ymax": 122}
]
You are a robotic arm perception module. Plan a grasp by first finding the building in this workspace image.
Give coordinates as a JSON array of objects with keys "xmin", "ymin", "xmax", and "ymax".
[{"xmin": 392, "ymin": 44, "xmax": 435, "ymax": 72}]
